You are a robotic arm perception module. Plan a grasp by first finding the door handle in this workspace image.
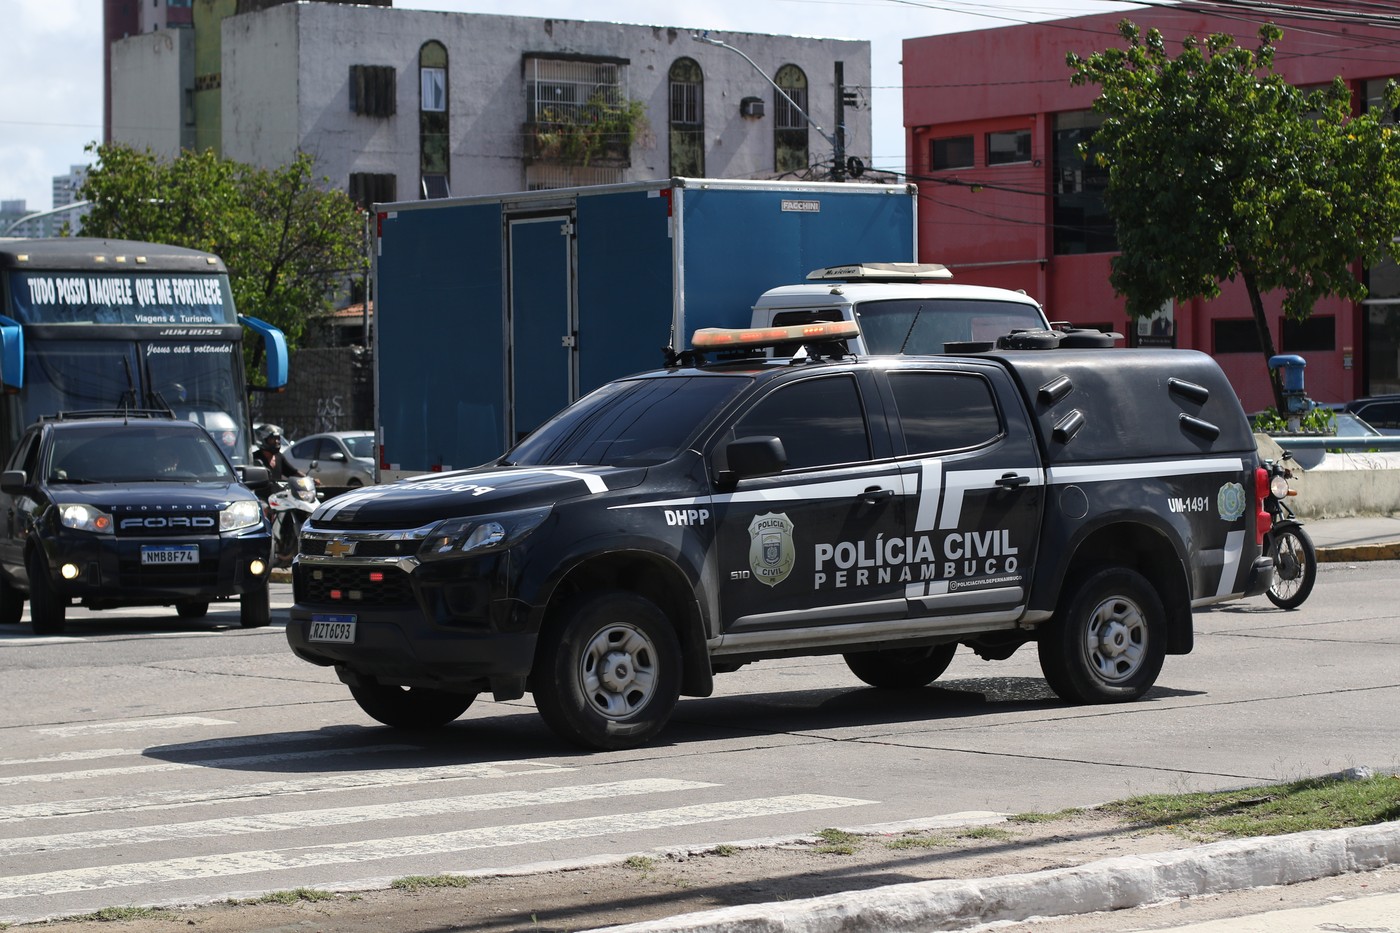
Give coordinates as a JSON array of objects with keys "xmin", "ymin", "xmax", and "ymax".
[
  {"xmin": 995, "ymin": 472, "xmax": 1031, "ymax": 488},
  {"xmin": 859, "ymin": 486, "xmax": 894, "ymax": 504}
]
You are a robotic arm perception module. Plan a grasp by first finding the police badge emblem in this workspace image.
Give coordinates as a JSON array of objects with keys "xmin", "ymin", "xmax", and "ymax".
[{"xmin": 747, "ymin": 512, "xmax": 795, "ymax": 587}]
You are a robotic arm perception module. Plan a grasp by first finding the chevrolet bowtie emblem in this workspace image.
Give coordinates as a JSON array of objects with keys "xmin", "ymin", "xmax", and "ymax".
[{"xmin": 325, "ymin": 538, "xmax": 355, "ymax": 558}]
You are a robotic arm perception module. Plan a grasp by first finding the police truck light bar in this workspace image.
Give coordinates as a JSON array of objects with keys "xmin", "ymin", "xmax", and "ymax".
[{"xmin": 692, "ymin": 320, "xmax": 861, "ymax": 351}]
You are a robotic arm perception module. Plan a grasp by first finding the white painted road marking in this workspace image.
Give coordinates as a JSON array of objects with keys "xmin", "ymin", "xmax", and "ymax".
[
  {"xmin": 0, "ymin": 745, "xmax": 418, "ymax": 786},
  {"xmin": 0, "ymin": 779, "xmax": 718, "ymax": 856},
  {"xmin": 34, "ymin": 716, "xmax": 235, "ymax": 738},
  {"xmin": 0, "ymin": 795, "xmax": 873, "ymax": 899},
  {"xmin": 0, "ymin": 760, "xmax": 572, "ymax": 821}
]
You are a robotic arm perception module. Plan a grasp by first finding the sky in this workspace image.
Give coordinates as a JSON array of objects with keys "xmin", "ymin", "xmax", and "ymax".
[{"xmin": 0, "ymin": 0, "xmax": 1145, "ymax": 215}]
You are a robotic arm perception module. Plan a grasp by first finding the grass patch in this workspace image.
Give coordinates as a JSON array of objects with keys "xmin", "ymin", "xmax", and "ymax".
[
  {"xmin": 391, "ymin": 874, "xmax": 478, "ymax": 891},
  {"xmin": 710, "ymin": 844, "xmax": 739, "ymax": 857},
  {"xmin": 72, "ymin": 906, "xmax": 172, "ymax": 922},
  {"xmin": 958, "ymin": 826, "xmax": 1013, "ymax": 842},
  {"xmin": 623, "ymin": 855, "xmax": 656, "ymax": 872},
  {"xmin": 1009, "ymin": 807, "xmax": 1084, "ymax": 824},
  {"xmin": 886, "ymin": 833, "xmax": 956, "ymax": 850},
  {"xmin": 814, "ymin": 828, "xmax": 860, "ymax": 855},
  {"xmin": 1099, "ymin": 773, "xmax": 1400, "ymax": 841},
  {"xmin": 231, "ymin": 887, "xmax": 336, "ymax": 906}
]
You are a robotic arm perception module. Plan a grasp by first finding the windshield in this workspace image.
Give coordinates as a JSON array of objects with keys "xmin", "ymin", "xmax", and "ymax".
[
  {"xmin": 854, "ymin": 298, "xmax": 1048, "ymax": 354},
  {"xmin": 343, "ymin": 434, "xmax": 375, "ymax": 459},
  {"xmin": 506, "ymin": 375, "xmax": 748, "ymax": 467},
  {"xmin": 46, "ymin": 425, "xmax": 237, "ymax": 484}
]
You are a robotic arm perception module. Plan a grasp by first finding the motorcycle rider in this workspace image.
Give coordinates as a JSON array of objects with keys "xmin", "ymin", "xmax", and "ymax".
[{"xmin": 253, "ymin": 433, "xmax": 304, "ymax": 479}]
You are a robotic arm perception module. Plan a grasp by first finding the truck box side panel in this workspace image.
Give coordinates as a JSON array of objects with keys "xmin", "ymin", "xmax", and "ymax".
[
  {"xmin": 576, "ymin": 189, "xmax": 675, "ymax": 392},
  {"xmin": 678, "ymin": 187, "xmax": 915, "ymax": 334},
  {"xmin": 377, "ymin": 203, "xmax": 505, "ymax": 472}
]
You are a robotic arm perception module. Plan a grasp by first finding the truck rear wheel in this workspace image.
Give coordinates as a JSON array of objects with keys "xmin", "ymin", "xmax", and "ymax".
[
  {"xmin": 26, "ymin": 550, "xmax": 66, "ymax": 635},
  {"xmin": 349, "ymin": 681, "xmax": 477, "ymax": 730},
  {"xmin": 534, "ymin": 591, "xmax": 681, "ymax": 750},
  {"xmin": 1039, "ymin": 567, "xmax": 1165, "ymax": 703},
  {"xmin": 843, "ymin": 643, "xmax": 957, "ymax": 688}
]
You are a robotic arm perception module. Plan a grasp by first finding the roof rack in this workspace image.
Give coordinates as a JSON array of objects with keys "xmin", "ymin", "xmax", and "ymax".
[
  {"xmin": 805, "ymin": 262, "xmax": 953, "ymax": 283},
  {"xmin": 39, "ymin": 409, "xmax": 177, "ymax": 423}
]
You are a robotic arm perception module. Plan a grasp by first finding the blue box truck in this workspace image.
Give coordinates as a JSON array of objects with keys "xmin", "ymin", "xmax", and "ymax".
[{"xmin": 372, "ymin": 177, "xmax": 916, "ymax": 478}]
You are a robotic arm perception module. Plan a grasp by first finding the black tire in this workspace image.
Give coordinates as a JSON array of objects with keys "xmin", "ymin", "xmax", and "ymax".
[
  {"xmin": 272, "ymin": 513, "xmax": 300, "ymax": 568},
  {"xmin": 25, "ymin": 549, "xmax": 66, "ymax": 636},
  {"xmin": 1265, "ymin": 524, "xmax": 1316, "ymax": 611},
  {"xmin": 844, "ymin": 643, "xmax": 957, "ymax": 688},
  {"xmin": 533, "ymin": 591, "xmax": 682, "ymax": 750},
  {"xmin": 0, "ymin": 573, "xmax": 25, "ymax": 626},
  {"xmin": 1038, "ymin": 567, "xmax": 1166, "ymax": 704},
  {"xmin": 175, "ymin": 600, "xmax": 210, "ymax": 619},
  {"xmin": 347, "ymin": 477, "xmax": 364, "ymax": 488},
  {"xmin": 239, "ymin": 582, "xmax": 271, "ymax": 628},
  {"xmin": 348, "ymin": 681, "xmax": 477, "ymax": 730}
]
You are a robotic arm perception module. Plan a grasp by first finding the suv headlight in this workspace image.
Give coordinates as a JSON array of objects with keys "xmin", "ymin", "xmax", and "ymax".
[
  {"xmin": 58, "ymin": 503, "xmax": 114, "ymax": 534},
  {"xmin": 221, "ymin": 499, "xmax": 263, "ymax": 532},
  {"xmin": 418, "ymin": 506, "xmax": 552, "ymax": 561}
]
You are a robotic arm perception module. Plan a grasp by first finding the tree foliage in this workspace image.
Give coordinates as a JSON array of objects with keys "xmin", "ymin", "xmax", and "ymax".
[
  {"xmin": 77, "ymin": 144, "xmax": 367, "ymax": 379},
  {"xmin": 1068, "ymin": 22, "xmax": 1400, "ymax": 409}
]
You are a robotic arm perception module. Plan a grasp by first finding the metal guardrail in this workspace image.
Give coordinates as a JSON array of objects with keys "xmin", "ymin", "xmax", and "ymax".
[{"xmin": 1265, "ymin": 434, "xmax": 1400, "ymax": 450}]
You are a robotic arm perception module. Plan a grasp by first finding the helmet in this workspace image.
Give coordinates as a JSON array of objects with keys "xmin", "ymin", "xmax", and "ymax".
[{"xmin": 260, "ymin": 433, "xmax": 281, "ymax": 451}]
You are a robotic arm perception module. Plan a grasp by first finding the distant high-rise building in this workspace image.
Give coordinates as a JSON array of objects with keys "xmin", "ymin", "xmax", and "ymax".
[{"xmin": 52, "ymin": 165, "xmax": 89, "ymax": 209}]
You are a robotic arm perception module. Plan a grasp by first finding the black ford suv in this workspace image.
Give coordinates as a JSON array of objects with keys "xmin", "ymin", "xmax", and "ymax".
[{"xmin": 0, "ymin": 412, "xmax": 273, "ymax": 634}]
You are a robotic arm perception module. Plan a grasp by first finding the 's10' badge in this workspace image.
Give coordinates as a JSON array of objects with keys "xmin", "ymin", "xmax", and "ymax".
[{"xmin": 748, "ymin": 512, "xmax": 795, "ymax": 587}]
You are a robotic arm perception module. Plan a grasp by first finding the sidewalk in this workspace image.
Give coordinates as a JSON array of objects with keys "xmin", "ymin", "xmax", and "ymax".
[{"xmin": 1307, "ymin": 513, "xmax": 1400, "ymax": 561}]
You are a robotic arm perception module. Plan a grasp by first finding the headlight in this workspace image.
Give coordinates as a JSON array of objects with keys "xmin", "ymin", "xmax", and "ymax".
[
  {"xmin": 58, "ymin": 503, "xmax": 113, "ymax": 534},
  {"xmin": 418, "ymin": 506, "xmax": 552, "ymax": 561},
  {"xmin": 221, "ymin": 499, "xmax": 263, "ymax": 532},
  {"xmin": 1269, "ymin": 475, "xmax": 1290, "ymax": 499}
]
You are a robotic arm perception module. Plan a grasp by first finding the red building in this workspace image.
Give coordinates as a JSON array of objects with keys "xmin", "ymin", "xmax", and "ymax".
[{"xmin": 903, "ymin": 8, "xmax": 1400, "ymax": 413}]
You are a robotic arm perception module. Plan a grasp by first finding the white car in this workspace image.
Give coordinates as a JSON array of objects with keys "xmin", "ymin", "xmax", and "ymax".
[{"xmin": 285, "ymin": 431, "xmax": 375, "ymax": 490}]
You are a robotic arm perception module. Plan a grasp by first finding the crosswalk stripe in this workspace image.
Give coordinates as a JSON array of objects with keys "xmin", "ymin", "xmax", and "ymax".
[
  {"xmin": 0, "ymin": 779, "xmax": 718, "ymax": 856},
  {"xmin": 35, "ymin": 716, "xmax": 236, "ymax": 738},
  {"xmin": 0, "ymin": 794, "xmax": 873, "ymax": 899},
  {"xmin": 0, "ymin": 745, "xmax": 418, "ymax": 786},
  {"xmin": 0, "ymin": 761, "xmax": 572, "ymax": 822},
  {"xmin": 1, "ymin": 726, "xmax": 405, "ymax": 767}
]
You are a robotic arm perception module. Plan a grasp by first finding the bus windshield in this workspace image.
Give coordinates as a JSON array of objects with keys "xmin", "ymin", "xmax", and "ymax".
[{"xmin": 0, "ymin": 260, "xmax": 254, "ymax": 465}]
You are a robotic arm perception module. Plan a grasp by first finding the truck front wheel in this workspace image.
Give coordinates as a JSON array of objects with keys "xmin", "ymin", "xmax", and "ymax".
[
  {"xmin": 1039, "ymin": 567, "xmax": 1165, "ymax": 703},
  {"xmin": 349, "ymin": 681, "xmax": 477, "ymax": 730},
  {"xmin": 534, "ymin": 591, "xmax": 682, "ymax": 750},
  {"xmin": 843, "ymin": 643, "xmax": 957, "ymax": 688}
]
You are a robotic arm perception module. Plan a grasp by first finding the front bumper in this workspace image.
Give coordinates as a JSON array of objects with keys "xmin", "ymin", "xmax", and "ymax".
[
  {"xmin": 40, "ymin": 527, "xmax": 272, "ymax": 605},
  {"xmin": 1242, "ymin": 554, "xmax": 1275, "ymax": 598}
]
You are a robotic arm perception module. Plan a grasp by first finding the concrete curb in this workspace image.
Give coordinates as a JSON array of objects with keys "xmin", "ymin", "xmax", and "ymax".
[
  {"xmin": 1316, "ymin": 542, "xmax": 1400, "ymax": 563},
  {"xmin": 582, "ymin": 822, "xmax": 1400, "ymax": 933}
]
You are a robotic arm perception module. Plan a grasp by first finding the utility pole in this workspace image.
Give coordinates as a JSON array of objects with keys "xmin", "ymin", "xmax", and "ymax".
[{"xmin": 833, "ymin": 61, "xmax": 847, "ymax": 182}]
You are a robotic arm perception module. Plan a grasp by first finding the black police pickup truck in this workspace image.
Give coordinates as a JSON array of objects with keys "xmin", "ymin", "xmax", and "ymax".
[
  {"xmin": 288, "ymin": 322, "xmax": 1274, "ymax": 749},
  {"xmin": 0, "ymin": 412, "xmax": 273, "ymax": 634}
]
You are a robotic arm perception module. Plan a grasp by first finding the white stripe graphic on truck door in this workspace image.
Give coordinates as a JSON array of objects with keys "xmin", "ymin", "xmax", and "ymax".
[{"xmin": 921, "ymin": 465, "xmax": 1043, "ymax": 532}]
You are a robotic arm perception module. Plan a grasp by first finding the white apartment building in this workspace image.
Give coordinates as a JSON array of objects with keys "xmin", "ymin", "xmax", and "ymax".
[{"xmin": 109, "ymin": 3, "xmax": 871, "ymax": 205}]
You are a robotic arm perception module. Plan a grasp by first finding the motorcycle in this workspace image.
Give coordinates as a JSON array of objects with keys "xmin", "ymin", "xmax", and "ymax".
[
  {"xmin": 266, "ymin": 475, "xmax": 318, "ymax": 568},
  {"xmin": 1261, "ymin": 450, "xmax": 1317, "ymax": 610}
]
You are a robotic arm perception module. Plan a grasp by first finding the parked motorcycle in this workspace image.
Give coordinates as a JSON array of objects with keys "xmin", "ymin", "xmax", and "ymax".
[
  {"xmin": 266, "ymin": 475, "xmax": 318, "ymax": 568},
  {"xmin": 1261, "ymin": 450, "xmax": 1317, "ymax": 609}
]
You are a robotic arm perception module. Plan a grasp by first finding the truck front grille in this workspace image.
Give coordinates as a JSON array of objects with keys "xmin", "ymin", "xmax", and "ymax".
[{"xmin": 296, "ymin": 564, "xmax": 415, "ymax": 608}]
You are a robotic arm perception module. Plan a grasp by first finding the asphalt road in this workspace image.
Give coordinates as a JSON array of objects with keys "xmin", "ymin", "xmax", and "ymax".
[{"xmin": 1, "ymin": 560, "xmax": 1398, "ymax": 925}]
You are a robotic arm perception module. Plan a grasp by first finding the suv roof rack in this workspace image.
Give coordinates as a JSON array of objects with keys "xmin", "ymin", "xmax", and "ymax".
[
  {"xmin": 40, "ymin": 409, "xmax": 178, "ymax": 423},
  {"xmin": 805, "ymin": 262, "xmax": 953, "ymax": 283}
]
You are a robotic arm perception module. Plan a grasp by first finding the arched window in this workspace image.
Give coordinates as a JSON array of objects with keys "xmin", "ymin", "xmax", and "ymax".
[
  {"xmin": 774, "ymin": 64, "xmax": 809, "ymax": 174},
  {"xmin": 669, "ymin": 58, "xmax": 704, "ymax": 177},
  {"xmin": 419, "ymin": 41, "xmax": 449, "ymax": 198}
]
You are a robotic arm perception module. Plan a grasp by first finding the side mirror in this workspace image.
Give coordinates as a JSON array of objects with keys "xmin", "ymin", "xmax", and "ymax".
[
  {"xmin": 239, "ymin": 465, "xmax": 271, "ymax": 489},
  {"xmin": 719, "ymin": 435, "xmax": 788, "ymax": 480},
  {"xmin": 327, "ymin": 451, "xmax": 347, "ymax": 462},
  {"xmin": 0, "ymin": 469, "xmax": 26, "ymax": 494}
]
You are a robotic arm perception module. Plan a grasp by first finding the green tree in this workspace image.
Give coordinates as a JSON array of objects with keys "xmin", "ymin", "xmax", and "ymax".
[
  {"xmin": 78, "ymin": 144, "xmax": 367, "ymax": 381},
  {"xmin": 1068, "ymin": 22, "xmax": 1400, "ymax": 410}
]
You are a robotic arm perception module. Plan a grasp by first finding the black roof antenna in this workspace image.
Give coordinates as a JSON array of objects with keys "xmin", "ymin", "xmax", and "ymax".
[{"xmin": 898, "ymin": 304, "xmax": 925, "ymax": 354}]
